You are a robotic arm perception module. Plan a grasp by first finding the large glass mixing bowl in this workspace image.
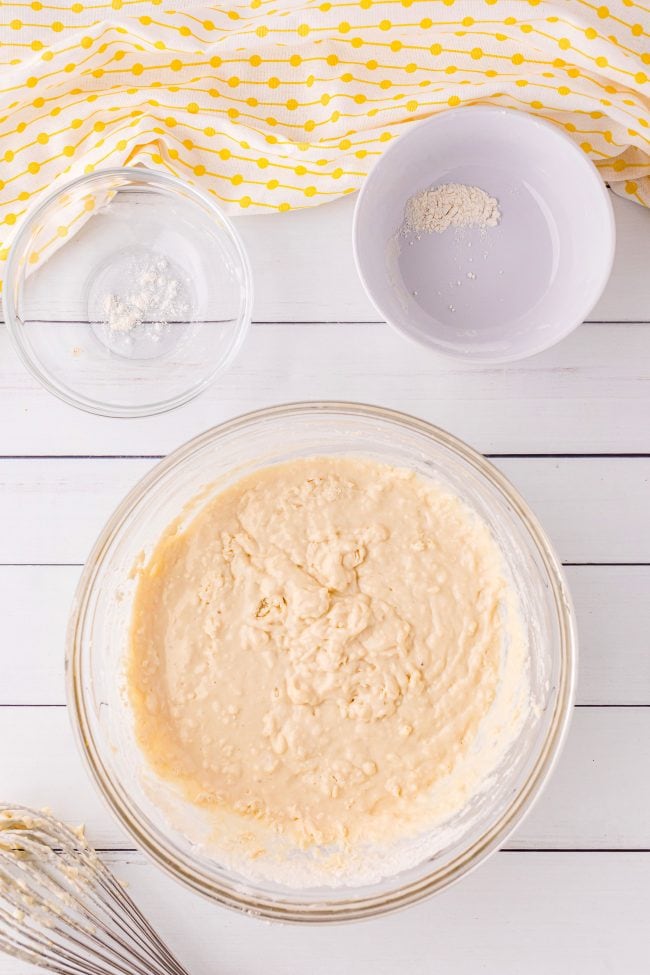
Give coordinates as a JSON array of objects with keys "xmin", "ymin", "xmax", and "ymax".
[{"xmin": 67, "ymin": 403, "xmax": 576, "ymax": 922}]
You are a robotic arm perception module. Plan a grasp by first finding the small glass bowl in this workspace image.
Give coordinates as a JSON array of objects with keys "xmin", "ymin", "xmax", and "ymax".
[
  {"xmin": 4, "ymin": 169, "xmax": 253, "ymax": 417},
  {"xmin": 67, "ymin": 403, "xmax": 577, "ymax": 923}
]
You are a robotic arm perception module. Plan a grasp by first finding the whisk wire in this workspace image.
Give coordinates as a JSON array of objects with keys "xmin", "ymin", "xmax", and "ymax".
[
  {"xmin": 0, "ymin": 901, "xmax": 123, "ymax": 975},
  {"xmin": 2, "ymin": 838, "xmax": 171, "ymax": 975},
  {"xmin": 0, "ymin": 805, "xmax": 192, "ymax": 975},
  {"xmin": 97, "ymin": 870, "xmax": 187, "ymax": 975}
]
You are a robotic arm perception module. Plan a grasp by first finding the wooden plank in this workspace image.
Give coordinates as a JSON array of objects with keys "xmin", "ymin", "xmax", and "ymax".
[
  {"xmin": 2, "ymin": 850, "xmax": 646, "ymax": 975},
  {"xmin": 2, "ymin": 565, "xmax": 647, "ymax": 706},
  {"xmin": 1, "ymin": 457, "xmax": 649, "ymax": 565},
  {"xmin": 497, "ymin": 457, "xmax": 650, "ymax": 565},
  {"xmin": 1, "ymin": 320, "xmax": 650, "ymax": 457},
  {"xmin": 0, "ymin": 458, "xmax": 152, "ymax": 566},
  {"xmin": 565, "ymin": 566, "xmax": 650, "ymax": 706},
  {"xmin": 1, "ymin": 707, "xmax": 648, "ymax": 852},
  {"xmin": 2, "ymin": 192, "xmax": 649, "ymax": 324},
  {"xmin": 0, "ymin": 566, "xmax": 79, "ymax": 705},
  {"xmin": 509, "ymin": 707, "xmax": 650, "ymax": 851},
  {"xmin": 82, "ymin": 851, "xmax": 650, "ymax": 974}
]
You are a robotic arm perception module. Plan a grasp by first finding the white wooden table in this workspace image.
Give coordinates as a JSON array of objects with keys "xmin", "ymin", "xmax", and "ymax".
[{"xmin": 2, "ymin": 191, "xmax": 650, "ymax": 974}]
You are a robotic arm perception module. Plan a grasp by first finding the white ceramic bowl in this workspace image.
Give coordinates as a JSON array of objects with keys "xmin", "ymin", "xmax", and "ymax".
[{"xmin": 353, "ymin": 107, "xmax": 615, "ymax": 363}]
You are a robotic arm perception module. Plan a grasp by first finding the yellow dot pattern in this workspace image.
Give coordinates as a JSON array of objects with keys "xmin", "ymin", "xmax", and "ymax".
[{"xmin": 0, "ymin": 0, "xmax": 649, "ymax": 273}]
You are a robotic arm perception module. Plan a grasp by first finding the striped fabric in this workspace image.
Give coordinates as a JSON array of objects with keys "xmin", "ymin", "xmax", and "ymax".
[{"xmin": 0, "ymin": 0, "xmax": 648, "ymax": 274}]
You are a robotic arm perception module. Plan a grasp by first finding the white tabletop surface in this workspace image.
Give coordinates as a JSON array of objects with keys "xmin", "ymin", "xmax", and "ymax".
[{"xmin": 1, "ymin": 190, "xmax": 650, "ymax": 974}]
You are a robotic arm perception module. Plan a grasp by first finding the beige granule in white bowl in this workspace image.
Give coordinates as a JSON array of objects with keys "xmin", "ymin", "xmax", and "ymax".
[{"xmin": 404, "ymin": 182, "xmax": 501, "ymax": 235}]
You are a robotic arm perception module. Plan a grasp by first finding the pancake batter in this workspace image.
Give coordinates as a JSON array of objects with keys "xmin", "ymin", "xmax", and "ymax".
[{"xmin": 128, "ymin": 457, "xmax": 527, "ymax": 858}]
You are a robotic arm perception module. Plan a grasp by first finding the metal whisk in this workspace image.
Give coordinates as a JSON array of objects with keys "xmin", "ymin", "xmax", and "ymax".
[{"xmin": 0, "ymin": 804, "xmax": 190, "ymax": 975}]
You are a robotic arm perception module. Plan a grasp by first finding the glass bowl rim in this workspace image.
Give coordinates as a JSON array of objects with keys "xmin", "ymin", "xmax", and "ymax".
[
  {"xmin": 67, "ymin": 401, "xmax": 577, "ymax": 922},
  {"xmin": 4, "ymin": 167, "xmax": 254, "ymax": 418}
]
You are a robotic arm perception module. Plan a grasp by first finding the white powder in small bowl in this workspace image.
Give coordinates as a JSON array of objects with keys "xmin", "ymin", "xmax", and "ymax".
[
  {"xmin": 102, "ymin": 257, "xmax": 189, "ymax": 333},
  {"xmin": 403, "ymin": 182, "xmax": 501, "ymax": 235}
]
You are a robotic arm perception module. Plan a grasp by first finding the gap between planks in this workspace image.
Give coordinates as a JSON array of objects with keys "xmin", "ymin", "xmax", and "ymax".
[
  {"xmin": 1, "ymin": 703, "xmax": 647, "ymax": 709},
  {"xmin": 70, "ymin": 847, "xmax": 650, "ymax": 855},
  {"xmin": 3, "ymin": 453, "xmax": 650, "ymax": 460},
  {"xmin": 2, "ymin": 561, "xmax": 649, "ymax": 566}
]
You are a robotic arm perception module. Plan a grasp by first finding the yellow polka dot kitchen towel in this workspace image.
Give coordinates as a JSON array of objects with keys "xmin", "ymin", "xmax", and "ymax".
[{"xmin": 1, "ymin": 0, "xmax": 649, "ymax": 262}]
